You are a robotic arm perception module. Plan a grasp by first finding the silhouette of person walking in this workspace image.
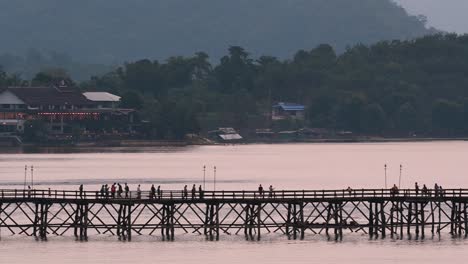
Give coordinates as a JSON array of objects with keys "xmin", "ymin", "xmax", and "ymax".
[
  {"xmin": 191, "ymin": 184, "xmax": 196, "ymax": 199},
  {"xmin": 199, "ymin": 185, "xmax": 204, "ymax": 199}
]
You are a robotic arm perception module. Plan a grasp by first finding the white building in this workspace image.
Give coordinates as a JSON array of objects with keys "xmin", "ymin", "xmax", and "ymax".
[
  {"xmin": 83, "ymin": 92, "xmax": 121, "ymax": 109},
  {"xmin": 0, "ymin": 89, "xmax": 27, "ymax": 133}
]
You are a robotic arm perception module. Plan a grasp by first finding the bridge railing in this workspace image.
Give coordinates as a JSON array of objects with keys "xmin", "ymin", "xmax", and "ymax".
[{"xmin": 0, "ymin": 188, "xmax": 467, "ymax": 201}]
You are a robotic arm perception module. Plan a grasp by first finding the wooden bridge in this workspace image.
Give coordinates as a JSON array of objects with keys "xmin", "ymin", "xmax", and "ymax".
[{"xmin": 0, "ymin": 188, "xmax": 467, "ymax": 241}]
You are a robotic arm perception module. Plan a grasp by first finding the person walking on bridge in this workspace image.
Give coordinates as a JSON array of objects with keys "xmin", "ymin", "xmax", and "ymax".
[
  {"xmin": 137, "ymin": 184, "xmax": 141, "ymax": 199},
  {"xmin": 422, "ymin": 184, "xmax": 428, "ymax": 196},
  {"xmin": 150, "ymin": 184, "xmax": 156, "ymax": 199},
  {"xmin": 258, "ymin": 184, "xmax": 264, "ymax": 198},
  {"xmin": 79, "ymin": 184, "xmax": 84, "ymax": 198},
  {"xmin": 415, "ymin": 182, "xmax": 419, "ymax": 196},
  {"xmin": 111, "ymin": 183, "xmax": 116, "ymax": 198},
  {"xmin": 269, "ymin": 185, "xmax": 274, "ymax": 198},
  {"xmin": 434, "ymin": 183, "xmax": 439, "ymax": 197},
  {"xmin": 100, "ymin": 185, "xmax": 105, "ymax": 198},
  {"xmin": 124, "ymin": 183, "xmax": 129, "ymax": 198},
  {"xmin": 117, "ymin": 183, "xmax": 123, "ymax": 198},
  {"xmin": 157, "ymin": 185, "xmax": 162, "ymax": 199},
  {"xmin": 191, "ymin": 184, "xmax": 196, "ymax": 199},
  {"xmin": 183, "ymin": 185, "xmax": 188, "ymax": 200},
  {"xmin": 199, "ymin": 185, "xmax": 204, "ymax": 199}
]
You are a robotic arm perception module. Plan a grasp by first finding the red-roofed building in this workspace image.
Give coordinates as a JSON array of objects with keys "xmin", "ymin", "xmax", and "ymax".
[{"xmin": 0, "ymin": 85, "xmax": 136, "ymax": 136}]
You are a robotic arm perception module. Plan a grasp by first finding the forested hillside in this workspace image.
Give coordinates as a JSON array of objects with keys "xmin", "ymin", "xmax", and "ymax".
[
  {"xmin": 3, "ymin": 34, "xmax": 468, "ymax": 138},
  {"xmin": 0, "ymin": 0, "xmax": 431, "ymax": 65},
  {"xmin": 71, "ymin": 34, "xmax": 468, "ymax": 138}
]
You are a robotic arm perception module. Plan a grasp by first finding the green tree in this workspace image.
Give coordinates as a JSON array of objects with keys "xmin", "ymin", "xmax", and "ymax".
[
  {"xmin": 361, "ymin": 103, "xmax": 386, "ymax": 133},
  {"xmin": 120, "ymin": 91, "xmax": 143, "ymax": 110},
  {"xmin": 432, "ymin": 99, "xmax": 463, "ymax": 135}
]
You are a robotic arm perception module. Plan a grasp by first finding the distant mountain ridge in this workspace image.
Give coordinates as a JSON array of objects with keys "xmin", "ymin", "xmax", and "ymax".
[{"xmin": 0, "ymin": 0, "xmax": 433, "ymax": 64}]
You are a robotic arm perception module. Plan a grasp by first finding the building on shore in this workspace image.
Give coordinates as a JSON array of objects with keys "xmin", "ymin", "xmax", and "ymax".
[
  {"xmin": 208, "ymin": 127, "xmax": 243, "ymax": 142},
  {"xmin": 272, "ymin": 102, "xmax": 305, "ymax": 120},
  {"xmin": 0, "ymin": 85, "xmax": 136, "ymax": 137}
]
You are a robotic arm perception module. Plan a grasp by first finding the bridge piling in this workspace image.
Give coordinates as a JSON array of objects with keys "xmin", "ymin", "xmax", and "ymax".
[{"xmin": 368, "ymin": 202, "xmax": 373, "ymax": 239}]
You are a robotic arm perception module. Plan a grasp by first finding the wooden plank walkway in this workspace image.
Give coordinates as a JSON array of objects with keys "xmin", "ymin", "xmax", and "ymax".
[{"xmin": 0, "ymin": 188, "xmax": 467, "ymax": 241}]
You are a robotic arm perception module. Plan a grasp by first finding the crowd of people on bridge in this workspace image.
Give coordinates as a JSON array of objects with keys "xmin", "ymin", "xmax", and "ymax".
[
  {"xmin": 90, "ymin": 183, "xmax": 206, "ymax": 200},
  {"xmin": 74, "ymin": 183, "xmax": 280, "ymax": 200},
  {"xmin": 390, "ymin": 182, "xmax": 446, "ymax": 197}
]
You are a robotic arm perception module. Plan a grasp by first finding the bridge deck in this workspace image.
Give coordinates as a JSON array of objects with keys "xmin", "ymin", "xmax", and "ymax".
[{"xmin": 0, "ymin": 188, "xmax": 467, "ymax": 241}]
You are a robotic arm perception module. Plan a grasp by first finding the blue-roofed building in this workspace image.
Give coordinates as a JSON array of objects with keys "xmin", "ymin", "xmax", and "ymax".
[{"xmin": 272, "ymin": 102, "xmax": 305, "ymax": 120}]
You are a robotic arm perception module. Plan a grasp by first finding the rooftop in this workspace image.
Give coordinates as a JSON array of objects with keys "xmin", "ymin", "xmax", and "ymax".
[
  {"xmin": 83, "ymin": 92, "xmax": 121, "ymax": 102},
  {"xmin": 273, "ymin": 102, "xmax": 305, "ymax": 111},
  {"xmin": 7, "ymin": 86, "xmax": 91, "ymax": 106}
]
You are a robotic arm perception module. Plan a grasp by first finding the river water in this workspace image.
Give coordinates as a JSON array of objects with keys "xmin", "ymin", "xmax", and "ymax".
[{"xmin": 0, "ymin": 142, "xmax": 467, "ymax": 263}]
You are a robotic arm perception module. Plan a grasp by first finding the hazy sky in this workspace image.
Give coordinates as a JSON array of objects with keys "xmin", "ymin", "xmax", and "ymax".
[{"xmin": 395, "ymin": 0, "xmax": 468, "ymax": 33}]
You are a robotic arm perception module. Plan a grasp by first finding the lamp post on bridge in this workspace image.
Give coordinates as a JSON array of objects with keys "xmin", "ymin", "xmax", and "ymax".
[
  {"xmin": 399, "ymin": 164, "xmax": 402, "ymax": 189},
  {"xmin": 24, "ymin": 165, "xmax": 27, "ymax": 190},
  {"xmin": 213, "ymin": 166, "xmax": 217, "ymax": 192},
  {"xmin": 31, "ymin": 165, "xmax": 34, "ymax": 189},
  {"xmin": 203, "ymin": 165, "xmax": 206, "ymax": 190},
  {"xmin": 384, "ymin": 164, "xmax": 387, "ymax": 189}
]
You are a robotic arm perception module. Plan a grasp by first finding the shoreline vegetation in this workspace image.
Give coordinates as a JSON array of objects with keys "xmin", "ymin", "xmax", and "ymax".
[
  {"xmin": 1, "ymin": 137, "xmax": 467, "ymax": 150},
  {"xmin": 3, "ymin": 34, "xmax": 468, "ymax": 144}
]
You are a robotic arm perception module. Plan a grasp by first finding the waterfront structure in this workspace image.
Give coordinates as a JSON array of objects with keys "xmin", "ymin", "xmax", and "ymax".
[
  {"xmin": 83, "ymin": 92, "xmax": 121, "ymax": 109},
  {"xmin": 0, "ymin": 188, "xmax": 467, "ymax": 241},
  {"xmin": 0, "ymin": 85, "xmax": 136, "ymax": 135},
  {"xmin": 272, "ymin": 102, "xmax": 305, "ymax": 120},
  {"xmin": 208, "ymin": 127, "xmax": 243, "ymax": 142}
]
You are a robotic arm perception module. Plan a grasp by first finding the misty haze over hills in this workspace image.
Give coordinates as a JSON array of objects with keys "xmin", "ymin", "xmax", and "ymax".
[
  {"xmin": 395, "ymin": 0, "xmax": 468, "ymax": 34},
  {"xmin": 1, "ymin": 0, "xmax": 431, "ymax": 66}
]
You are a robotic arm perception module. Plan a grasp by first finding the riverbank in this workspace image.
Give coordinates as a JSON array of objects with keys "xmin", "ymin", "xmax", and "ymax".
[{"xmin": 0, "ymin": 137, "xmax": 466, "ymax": 154}]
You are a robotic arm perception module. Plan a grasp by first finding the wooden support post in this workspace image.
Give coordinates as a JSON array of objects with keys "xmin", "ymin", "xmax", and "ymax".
[
  {"xmin": 204, "ymin": 204, "xmax": 209, "ymax": 236},
  {"xmin": 369, "ymin": 202, "xmax": 374, "ymax": 239},
  {"xmin": 209, "ymin": 204, "xmax": 214, "ymax": 240},
  {"xmin": 300, "ymin": 202, "xmax": 305, "ymax": 240},
  {"xmin": 170, "ymin": 204, "xmax": 175, "ymax": 241},
  {"xmin": 333, "ymin": 203, "xmax": 340, "ymax": 241},
  {"xmin": 42, "ymin": 203, "xmax": 49, "ymax": 240},
  {"xmin": 438, "ymin": 202, "xmax": 441, "ymax": 234},
  {"xmin": 286, "ymin": 203, "xmax": 292, "ymax": 239},
  {"xmin": 34, "ymin": 203, "xmax": 39, "ymax": 238},
  {"xmin": 430, "ymin": 201, "xmax": 435, "ymax": 235},
  {"xmin": 457, "ymin": 203, "xmax": 462, "ymax": 236},
  {"xmin": 117, "ymin": 204, "xmax": 122, "ymax": 239},
  {"xmin": 73, "ymin": 204, "xmax": 80, "ymax": 238},
  {"xmin": 122, "ymin": 204, "xmax": 127, "ymax": 240},
  {"xmin": 464, "ymin": 203, "xmax": 468, "ymax": 238},
  {"xmin": 126, "ymin": 204, "xmax": 132, "ymax": 241},
  {"xmin": 244, "ymin": 203, "xmax": 250, "ymax": 238},
  {"xmin": 374, "ymin": 202, "xmax": 379, "ymax": 238},
  {"xmin": 257, "ymin": 204, "xmax": 261, "ymax": 241},
  {"xmin": 215, "ymin": 203, "xmax": 220, "ymax": 241},
  {"xmin": 326, "ymin": 203, "xmax": 332, "ymax": 239},
  {"xmin": 80, "ymin": 203, "xmax": 85, "ymax": 241},
  {"xmin": 161, "ymin": 204, "xmax": 166, "ymax": 239},
  {"xmin": 415, "ymin": 202, "xmax": 419, "ymax": 237},
  {"xmin": 421, "ymin": 202, "xmax": 425, "ymax": 239},
  {"xmin": 400, "ymin": 202, "xmax": 404, "ymax": 239},
  {"xmin": 390, "ymin": 202, "xmax": 394, "ymax": 239},
  {"xmin": 247, "ymin": 205, "xmax": 253, "ymax": 239},
  {"xmin": 293, "ymin": 203, "xmax": 297, "ymax": 240},
  {"xmin": 0, "ymin": 203, "xmax": 2, "ymax": 239},
  {"xmin": 84, "ymin": 203, "xmax": 89, "ymax": 241},
  {"xmin": 338, "ymin": 202, "xmax": 343, "ymax": 241},
  {"xmin": 381, "ymin": 202, "xmax": 386, "ymax": 239},
  {"xmin": 407, "ymin": 202, "xmax": 412, "ymax": 237},
  {"xmin": 450, "ymin": 202, "xmax": 455, "ymax": 235}
]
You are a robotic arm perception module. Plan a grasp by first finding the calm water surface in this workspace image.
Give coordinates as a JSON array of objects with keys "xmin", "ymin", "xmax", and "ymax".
[{"xmin": 0, "ymin": 142, "xmax": 467, "ymax": 263}]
